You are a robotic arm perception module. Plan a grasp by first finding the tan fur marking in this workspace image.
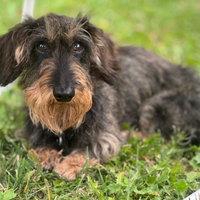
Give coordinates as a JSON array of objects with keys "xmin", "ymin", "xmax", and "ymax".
[
  {"xmin": 131, "ymin": 130, "xmax": 148, "ymax": 139},
  {"xmin": 54, "ymin": 151, "xmax": 98, "ymax": 180},
  {"xmin": 35, "ymin": 147, "xmax": 62, "ymax": 170},
  {"xmin": 24, "ymin": 62, "xmax": 92, "ymax": 134},
  {"xmin": 44, "ymin": 15, "xmax": 61, "ymax": 42},
  {"xmin": 32, "ymin": 148, "xmax": 98, "ymax": 180},
  {"xmin": 15, "ymin": 45, "xmax": 24, "ymax": 64}
]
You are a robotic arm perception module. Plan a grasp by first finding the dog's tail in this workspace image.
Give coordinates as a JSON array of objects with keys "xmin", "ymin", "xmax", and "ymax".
[{"xmin": 21, "ymin": 0, "xmax": 35, "ymax": 22}]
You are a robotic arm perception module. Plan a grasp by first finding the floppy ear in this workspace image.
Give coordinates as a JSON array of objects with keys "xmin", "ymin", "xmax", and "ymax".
[
  {"xmin": 0, "ymin": 19, "xmax": 32, "ymax": 86},
  {"xmin": 81, "ymin": 17, "xmax": 119, "ymax": 85}
]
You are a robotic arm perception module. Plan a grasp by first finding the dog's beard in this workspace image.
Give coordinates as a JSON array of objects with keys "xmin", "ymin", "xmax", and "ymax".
[{"xmin": 24, "ymin": 65, "xmax": 92, "ymax": 134}]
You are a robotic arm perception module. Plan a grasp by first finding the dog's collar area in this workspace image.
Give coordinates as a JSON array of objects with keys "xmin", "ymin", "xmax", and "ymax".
[{"xmin": 58, "ymin": 131, "xmax": 63, "ymax": 146}]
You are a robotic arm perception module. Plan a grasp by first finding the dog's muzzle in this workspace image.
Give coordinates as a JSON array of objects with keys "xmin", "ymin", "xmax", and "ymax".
[{"xmin": 53, "ymin": 86, "xmax": 75, "ymax": 102}]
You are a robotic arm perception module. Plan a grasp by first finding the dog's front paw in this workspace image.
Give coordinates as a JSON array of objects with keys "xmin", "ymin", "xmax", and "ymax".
[
  {"xmin": 35, "ymin": 147, "xmax": 62, "ymax": 171},
  {"xmin": 54, "ymin": 151, "xmax": 98, "ymax": 180}
]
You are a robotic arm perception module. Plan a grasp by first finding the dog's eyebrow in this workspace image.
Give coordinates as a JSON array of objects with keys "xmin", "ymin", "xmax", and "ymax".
[
  {"xmin": 63, "ymin": 28, "xmax": 92, "ymax": 44},
  {"xmin": 78, "ymin": 28, "xmax": 92, "ymax": 39},
  {"xmin": 73, "ymin": 33, "xmax": 93, "ymax": 44}
]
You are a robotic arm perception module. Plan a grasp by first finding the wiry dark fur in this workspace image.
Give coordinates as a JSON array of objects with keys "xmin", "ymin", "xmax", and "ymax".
[{"xmin": 1, "ymin": 13, "xmax": 200, "ymax": 179}]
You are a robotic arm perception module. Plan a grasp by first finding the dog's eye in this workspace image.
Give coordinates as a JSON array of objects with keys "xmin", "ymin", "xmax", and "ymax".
[
  {"xmin": 74, "ymin": 42, "xmax": 84, "ymax": 53},
  {"xmin": 36, "ymin": 43, "xmax": 48, "ymax": 53}
]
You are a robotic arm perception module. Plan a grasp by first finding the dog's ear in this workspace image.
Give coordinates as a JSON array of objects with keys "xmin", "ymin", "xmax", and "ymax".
[
  {"xmin": 0, "ymin": 19, "xmax": 33, "ymax": 86},
  {"xmin": 79, "ymin": 17, "xmax": 119, "ymax": 85}
]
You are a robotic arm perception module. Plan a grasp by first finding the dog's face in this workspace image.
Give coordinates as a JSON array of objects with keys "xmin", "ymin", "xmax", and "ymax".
[{"xmin": 0, "ymin": 13, "xmax": 118, "ymax": 133}]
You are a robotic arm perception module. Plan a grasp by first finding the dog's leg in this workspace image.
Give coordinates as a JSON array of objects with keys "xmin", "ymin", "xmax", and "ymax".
[
  {"xmin": 23, "ymin": 115, "xmax": 128, "ymax": 180},
  {"xmin": 54, "ymin": 151, "xmax": 98, "ymax": 180},
  {"xmin": 31, "ymin": 146, "xmax": 98, "ymax": 180},
  {"xmin": 29, "ymin": 145, "xmax": 98, "ymax": 179},
  {"xmin": 52, "ymin": 125, "xmax": 129, "ymax": 180},
  {"xmin": 33, "ymin": 147, "xmax": 62, "ymax": 171},
  {"xmin": 139, "ymin": 90, "xmax": 200, "ymax": 142},
  {"xmin": 52, "ymin": 132, "xmax": 129, "ymax": 180}
]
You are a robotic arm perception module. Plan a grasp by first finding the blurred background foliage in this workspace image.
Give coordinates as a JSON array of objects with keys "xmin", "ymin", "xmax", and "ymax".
[{"xmin": 0, "ymin": 0, "xmax": 200, "ymax": 71}]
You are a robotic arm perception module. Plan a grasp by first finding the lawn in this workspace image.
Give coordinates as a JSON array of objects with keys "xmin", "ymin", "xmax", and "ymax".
[{"xmin": 0, "ymin": 0, "xmax": 200, "ymax": 199}]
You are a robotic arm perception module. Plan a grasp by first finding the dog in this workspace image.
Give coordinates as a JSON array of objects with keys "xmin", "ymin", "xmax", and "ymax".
[{"xmin": 1, "ymin": 13, "xmax": 200, "ymax": 180}]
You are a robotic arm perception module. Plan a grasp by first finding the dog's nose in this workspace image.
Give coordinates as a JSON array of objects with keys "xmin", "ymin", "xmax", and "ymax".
[{"xmin": 53, "ymin": 87, "xmax": 75, "ymax": 102}]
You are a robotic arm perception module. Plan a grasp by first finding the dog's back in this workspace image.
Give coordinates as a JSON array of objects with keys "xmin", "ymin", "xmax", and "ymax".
[{"xmin": 116, "ymin": 46, "xmax": 200, "ymax": 144}]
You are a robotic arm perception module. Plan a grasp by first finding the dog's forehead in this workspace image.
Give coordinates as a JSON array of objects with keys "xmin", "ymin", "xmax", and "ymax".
[
  {"xmin": 36, "ymin": 14, "xmax": 74, "ymax": 28},
  {"xmin": 31, "ymin": 14, "xmax": 88, "ymax": 42}
]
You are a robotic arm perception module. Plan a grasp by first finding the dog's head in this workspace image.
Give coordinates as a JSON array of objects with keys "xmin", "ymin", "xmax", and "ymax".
[{"xmin": 0, "ymin": 13, "xmax": 118, "ymax": 133}]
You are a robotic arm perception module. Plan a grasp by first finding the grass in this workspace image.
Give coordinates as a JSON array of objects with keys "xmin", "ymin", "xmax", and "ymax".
[{"xmin": 0, "ymin": 0, "xmax": 200, "ymax": 199}]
